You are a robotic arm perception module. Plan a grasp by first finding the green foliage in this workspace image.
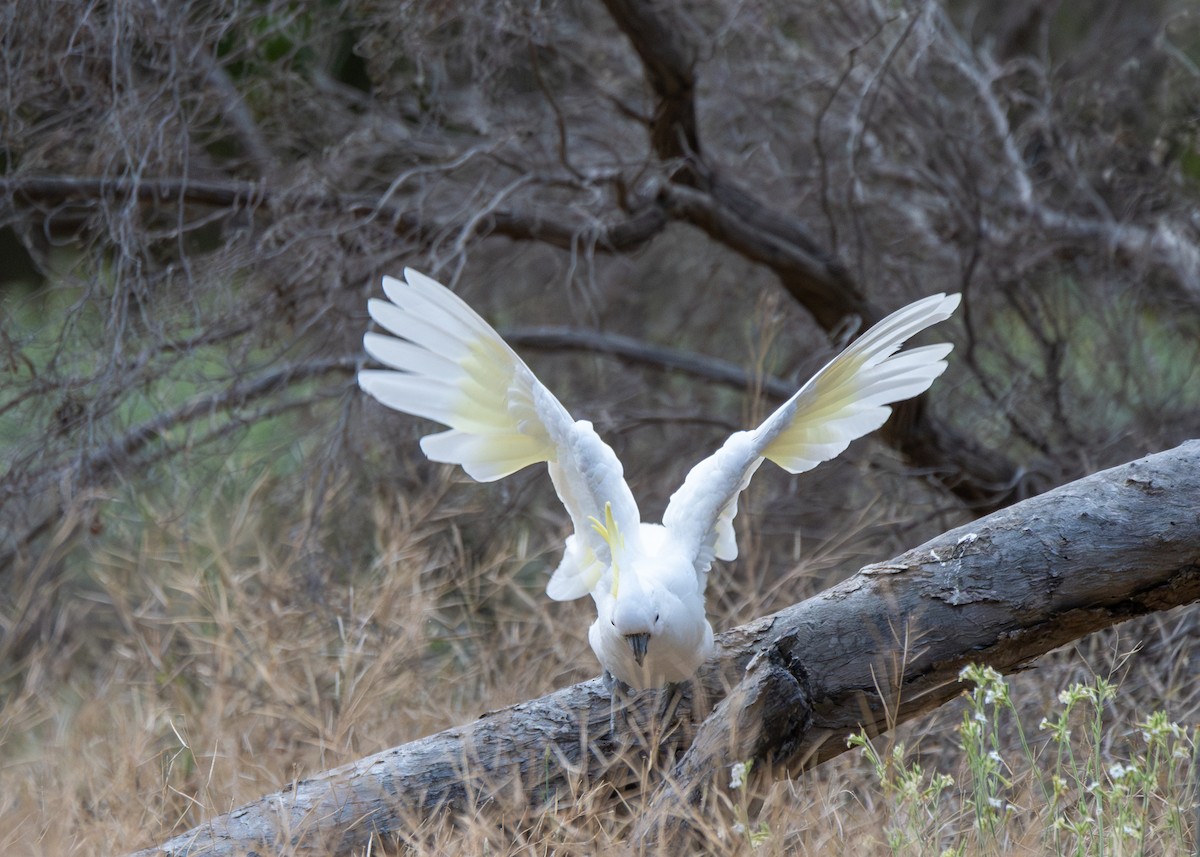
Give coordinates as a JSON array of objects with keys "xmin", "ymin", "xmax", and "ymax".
[
  {"xmin": 846, "ymin": 733, "xmax": 955, "ymax": 855},
  {"xmin": 849, "ymin": 665, "xmax": 1199, "ymax": 856},
  {"xmin": 215, "ymin": 1, "xmax": 320, "ymax": 80}
]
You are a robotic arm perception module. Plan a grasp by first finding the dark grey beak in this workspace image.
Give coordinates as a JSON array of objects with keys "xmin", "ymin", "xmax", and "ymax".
[{"xmin": 625, "ymin": 632, "xmax": 650, "ymax": 667}]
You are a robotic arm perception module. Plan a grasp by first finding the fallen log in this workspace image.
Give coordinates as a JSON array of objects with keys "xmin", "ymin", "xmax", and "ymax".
[{"xmin": 131, "ymin": 440, "xmax": 1200, "ymax": 856}]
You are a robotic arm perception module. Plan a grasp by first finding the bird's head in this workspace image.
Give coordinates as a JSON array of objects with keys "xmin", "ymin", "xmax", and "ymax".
[{"xmin": 611, "ymin": 594, "xmax": 664, "ymax": 667}]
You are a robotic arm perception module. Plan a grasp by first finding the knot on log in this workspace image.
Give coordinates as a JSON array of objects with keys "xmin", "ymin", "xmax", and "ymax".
[
  {"xmin": 626, "ymin": 634, "xmax": 815, "ymax": 853},
  {"xmin": 740, "ymin": 630, "xmax": 813, "ymax": 766}
]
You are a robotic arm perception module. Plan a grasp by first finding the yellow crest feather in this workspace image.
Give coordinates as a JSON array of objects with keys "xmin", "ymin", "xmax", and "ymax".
[{"xmin": 588, "ymin": 501, "xmax": 624, "ymax": 597}]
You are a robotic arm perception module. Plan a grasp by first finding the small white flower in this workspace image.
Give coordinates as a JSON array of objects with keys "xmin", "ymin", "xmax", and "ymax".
[
  {"xmin": 731, "ymin": 822, "xmax": 746, "ymax": 836},
  {"xmin": 987, "ymin": 797, "xmax": 1003, "ymax": 809},
  {"xmin": 730, "ymin": 761, "xmax": 748, "ymax": 790}
]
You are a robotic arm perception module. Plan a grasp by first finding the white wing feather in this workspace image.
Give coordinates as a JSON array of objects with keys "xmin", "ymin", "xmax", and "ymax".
[
  {"xmin": 663, "ymin": 292, "xmax": 960, "ymax": 578},
  {"xmin": 359, "ymin": 269, "xmax": 639, "ymax": 601}
]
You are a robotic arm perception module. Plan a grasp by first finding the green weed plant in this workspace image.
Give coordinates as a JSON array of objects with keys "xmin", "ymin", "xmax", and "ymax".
[{"xmin": 849, "ymin": 664, "xmax": 1198, "ymax": 857}]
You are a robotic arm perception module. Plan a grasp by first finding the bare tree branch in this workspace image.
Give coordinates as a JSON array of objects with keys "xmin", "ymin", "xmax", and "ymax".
[
  {"xmin": 657, "ymin": 179, "xmax": 869, "ymax": 329},
  {"xmin": 0, "ymin": 174, "xmax": 667, "ymax": 254},
  {"xmin": 601, "ymin": 0, "xmax": 700, "ymax": 166},
  {"xmin": 129, "ymin": 441, "xmax": 1200, "ymax": 857},
  {"xmin": 596, "ymin": 1, "xmax": 1036, "ymax": 511},
  {"xmin": 505, "ymin": 326, "xmax": 796, "ymax": 399},
  {"xmin": 601, "ymin": 0, "xmax": 869, "ymax": 326}
]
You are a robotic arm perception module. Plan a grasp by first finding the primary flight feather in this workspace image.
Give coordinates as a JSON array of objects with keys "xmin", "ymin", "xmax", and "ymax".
[{"xmin": 359, "ymin": 270, "xmax": 960, "ymax": 689}]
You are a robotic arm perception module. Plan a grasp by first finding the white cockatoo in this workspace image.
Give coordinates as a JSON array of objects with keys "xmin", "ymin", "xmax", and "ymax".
[{"xmin": 359, "ymin": 270, "xmax": 959, "ymax": 691}]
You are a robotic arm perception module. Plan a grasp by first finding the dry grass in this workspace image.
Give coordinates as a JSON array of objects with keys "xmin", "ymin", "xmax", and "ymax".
[{"xmin": 0, "ymin": 450, "xmax": 1196, "ymax": 857}]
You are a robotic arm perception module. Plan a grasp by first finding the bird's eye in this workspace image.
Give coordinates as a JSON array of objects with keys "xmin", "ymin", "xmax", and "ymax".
[
  {"xmin": 611, "ymin": 618, "xmax": 616, "ymax": 626},
  {"xmin": 654, "ymin": 613, "xmax": 660, "ymax": 622}
]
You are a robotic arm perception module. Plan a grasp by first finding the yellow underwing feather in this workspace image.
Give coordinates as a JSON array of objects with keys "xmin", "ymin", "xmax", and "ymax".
[
  {"xmin": 664, "ymin": 292, "xmax": 960, "ymax": 581},
  {"xmin": 360, "ymin": 270, "xmax": 642, "ymax": 608}
]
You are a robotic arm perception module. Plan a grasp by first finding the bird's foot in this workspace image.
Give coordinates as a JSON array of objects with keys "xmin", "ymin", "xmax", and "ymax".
[
  {"xmin": 656, "ymin": 679, "xmax": 693, "ymax": 727},
  {"xmin": 603, "ymin": 670, "xmax": 635, "ymax": 736}
]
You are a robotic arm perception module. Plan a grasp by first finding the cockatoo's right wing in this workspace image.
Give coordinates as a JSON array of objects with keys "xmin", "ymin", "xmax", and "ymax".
[
  {"xmin": 663, "ymin": 292, "xmax": 961, "ymax": 580},
  {"xmin": 358, "ymin": 269, "xmax": 639, "ymax": 602}
]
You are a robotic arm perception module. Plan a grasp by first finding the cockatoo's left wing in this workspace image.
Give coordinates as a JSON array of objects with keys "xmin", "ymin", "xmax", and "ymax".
[
  {"xmin": 663, "ymin": 292, "xmax": 961, "ymax": 579},
  {"xmin": 358, "ymin": 269, "xmax": 640, "ymax": 602}
]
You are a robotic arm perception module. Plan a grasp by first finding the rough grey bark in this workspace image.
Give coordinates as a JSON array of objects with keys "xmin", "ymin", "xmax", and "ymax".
[
  {"xmin": 128, "ymin": 441, "xmax": 1200, "ymax": 856},
  {"xmin": 625, "ymin": 640, "xmax": 814, "ymax": 854}
]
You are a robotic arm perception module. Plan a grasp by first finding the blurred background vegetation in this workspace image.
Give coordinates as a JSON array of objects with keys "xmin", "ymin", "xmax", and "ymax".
[{"xmin": 1, "ymin": 0, "xmax": 1199, "ymax": 853}]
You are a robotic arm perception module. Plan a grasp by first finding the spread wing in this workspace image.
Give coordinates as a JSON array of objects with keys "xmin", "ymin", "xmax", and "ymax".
[
  {"xmin": 358, "ymin": 269, "xmax": 639, "ymax": 601},
  {"xmin": 662, "ymin": 292, "xmax": 961, "ymax": 579}
]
